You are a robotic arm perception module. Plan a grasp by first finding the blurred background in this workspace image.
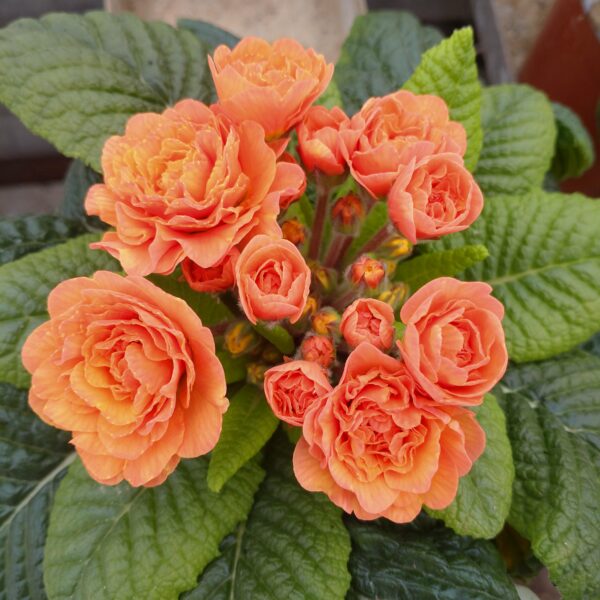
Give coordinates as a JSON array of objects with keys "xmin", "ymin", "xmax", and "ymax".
[{"xmin": 0, "ymin": 0, "xmax": 598, "ymax": 212}]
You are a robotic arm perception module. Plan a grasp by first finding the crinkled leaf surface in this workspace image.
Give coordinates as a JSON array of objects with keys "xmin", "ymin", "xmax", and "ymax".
[
  {"xmin": 58, "ymin": 160, "xmax": 104, "ymax": 229},
  {"xmin": 177, "ymin": 18, "xmax": 240, "ymax": 50}
]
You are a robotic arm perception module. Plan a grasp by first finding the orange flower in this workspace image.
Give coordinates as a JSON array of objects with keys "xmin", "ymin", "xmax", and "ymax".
[
  {"xmin": 21, "ymin": 271, "xmax": 228, "ymax": 487},
  {"xmin": 264, "ymin": 360, "xmax": 332, "ymax": 426},
  {"xmin": 182, "ymin": 248, "xmax": 239, "ymax": 293},
  {"xmin": 277, "ymin": 152, "xmax": 308, "ymax": 210},
  {"xmin": 388, "ymin": 151, "xmax": 483, "ymax": 244},
  {"xmin": 85, "ymin": 99, "xmax": 304, "ymax": 276},
  {"xmin": 297, "ymin": 106, "xmax": 348, "ymax": 175},
  {"xmin": 293, "ymin": 343, "xmax": 485, "ymax": 522},
  {"xmin": 235, "ymin": 234, "xmax": 311, "ymax": 324},
  {"xmin": 340, "ymin": 90, "xmax": 466, "ymax": 198},
  {"xmin": 350, "ymin": 256, "xmax": 386, "ymax": 289},
  {"xmin": 281, "ymin": 219, "xmax": 306, "ymax": 245},
  {"xmin": 331, "ymin": 193, "xmax": 364, "ymax": 229},
  {"xmin": 300, "ymin": 335, "xmax": 336, "ymax": 369},
  {"xmin": 398, "ymin": 277, "xmax": 507, "ymax": 406},
  {"xmin": 340, "ymin": 298, "xmax": 394, "ymax": 351},
  {"xmin": 209, "ymin": 37, "xmax": 333, "ymax": 139}
]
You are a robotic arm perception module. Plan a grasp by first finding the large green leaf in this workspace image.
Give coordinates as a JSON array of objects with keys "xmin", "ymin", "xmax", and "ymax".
[
  {"xmin": 0, "ymin": 234, "xmax": 119, "ymax": 389},
  {"xmin": 394, "ymin": 244, "xmax": 488, "ymax": 290},
  {"xmin": 0, "ymin": 383, "xmax": 73, "ymax": 600},
  {"xmin": 0, "ymin": 215, "xmax": 87, "ymax": 265},
  {"xmin": 177, "ymin": 18, "xmax": 240, "ymax": 49},
  {"xmin": 429, "ymin": 191, "xmax": 600, "ymax": 362},
  {"xmin": 187, "ymin": 433, "xmax": 351, "ymax": 599},
  {"xmin": 207, "ymin": 385, "xmax": 278, "ymax": 493},
  {"xmin": 404, "ymin": 27, "xmax": 482, "ymax": 171},
  {"xmin": 499, "ymin": 387, "xmax": 600, "ymax": 599},
  {"xmin": 346, "ymin": 516, "xmax": 519, "ymax": 599},
  {"xmin": 428, "ymin": 394, "xmax": 514, "ymax": 539},
  {"xmin": 475, "ymin": 85, "xmax": 556, "ymax": 195},
  {"xmin": 44, "ymin": 456, "xmax": 264, "ymax": 600},
  {"xmin": 334, "ymin": 11, "xmax": 442, "ymax": 114},
  {"xmin": 0, "ymin": 12, "xmax": 213, "ymax": 171},
  {"xmin": 551, "ymin": 102, "xmax": 595, "ymax": 181},
  {"xmin": 58, "ymin": 160, "xmax": 103, "ymax": 229}
]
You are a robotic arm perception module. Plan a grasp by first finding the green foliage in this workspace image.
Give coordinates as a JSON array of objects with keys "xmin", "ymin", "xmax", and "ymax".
[
  {"xmin": 404, "ymin": 27, "xmax": 482, "ymax": 171},
  {"xmin": 0, "ymin": 383, "xmax": 73, "ymax": 600},
  {"xmin": 187, "ymin": 434, "xmax": 351, "ymax": 599},
  {"xmin": 334, "ymin": 11, "xmax": 442, "ymax": 114},
  {"xmin": 177, "ymin": 18, "xmax": 240, "ymax": 49},
  {"xmin": 44, "ymin": 456, "xmax": 264, "ymax": 600},
  {"xmin": 551, "ymin": 102, "xmax": 595, "ymax": 181},
  {"xmin": 207, "ymin": 385, "xmax": 278, "ymax": 493},
  {"xmin": 346, "ymin": 516, "xmax": 519, "ymax": 599},
  {"xmin": 58, "ymin": 160, "xmax": 104, "ymax": 229},
  {"xmin": 428, "ymin": 395, "xmax": 514, "ymax": 539},
  {"xmin": 395, "ymin": 244, "xmax": 488, "ymax": 290},
  {"xmin": 0, "ymin": 12, "xmax": 214, "ymax": 170},
  {"xmin": 343, "ymin": 202, "xmax": 389, "ymax": 265},
  {"xmin": 217, "ymin": 350, "xmax": 248, "ymax": 385},
  {"xmin": 252, "ymin": 322, "xmax": 295, "ymax": 355},
  {"xmin": 475, "ymin": 85, "xmax": 556, "ymax": 195},
  {"xmin": 0, "ymin": 234, "xmax": 119, "ymax": 388},
  {"xmin": 429, "ymin": 191, "xmax": 600, "ymax": 362},
  {"xmin": 315, "ymin": 79, "xmax": 344, "ymax": 110}
]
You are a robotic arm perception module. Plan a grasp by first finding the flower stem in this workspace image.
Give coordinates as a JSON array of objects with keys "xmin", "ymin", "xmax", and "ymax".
[
  {"xmin": 308, "ymin": 176, "xmax": 329, "ymax": 261},
  {"xmin": 324, "ymin": 233, "xmax": 352, "ymax": 269},
  {"xmin": 354, "ymin": 223, "xmax": 393, "ymax": 257}
]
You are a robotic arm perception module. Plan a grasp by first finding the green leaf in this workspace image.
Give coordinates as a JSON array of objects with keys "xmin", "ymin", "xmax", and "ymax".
[
  {"xmin": 346, "ymin": 515, "xmax": 519, "ymax": 599},
  {"xmin": 428, "ymin": 394, "xmax": 514, "ymax": 539},
  {"xmin": 0, "ymin": 383, "xmax": 73, "ymax": 600},
  {"xmin": 428, "ymin": 191, "xmax": 600, "ymax": 362},
  {"xmin": 147, "ymin": 274, "xmax": 233, "ymax": 327},
  {"xmin": 44, "ymin": 455, "xmax": 264, "ymax": 600},
  {"xmin": 0, "ymin": 12, "xmax": 213, "ymax": 171},
  {"xmin": 217, "ymin": 350, "xmax": 248, "ymax": 385},
  {"xmin": 252, "ymin": 322, "xmax": 295, "ymax": 355},
  {"xmin": 207, "ymin": 385, "xmax": 278, "ymax": 493},
  {"xmin": 394, "ymin": 244, "xmax": 488, "ymax": 290},
  {"xmin": 0, "ymin": 215, "xmax": 88, "ymax": 265},
  {"xmin": 177, "ymin": 18, "xmax": 240, "ymax": 49},
  {"xmin": 551, "ymin": 102, "xmax": 595, "ymax": 181},
  {"xmin": 58, "ymin": 160, "xmax": 104, "ymax": 229},
  {"xmin": 0, "ymin": 234, "xmax": 119, "ymax": 389},
  {"xmin": 475, "ymin": 85, "xmax": 556, "ymax": 195},
  {"xmin": 499, "ymin": 387, "xmax": 600, "ymax": 599},
  {"xmin": 343, "ymin": 202, "xmax": 389, "ymax": 265},
  {"xmin": 582, "ymin": 332, "xmax": 600, "ymax": 358},
  {"xmin": 404, "ymin": 27, "xmax": 482, "ymax": 171},
  {"xmin": 334, "ymin": 11, "xmax": 442, "ymax": 114},
  {"xmin": 187, "ymin": 433, "xmax": 351, "ymax": 599},
  {"xmin": 315, "ymin": 79, "xmax": 343, "ymax": 110}
]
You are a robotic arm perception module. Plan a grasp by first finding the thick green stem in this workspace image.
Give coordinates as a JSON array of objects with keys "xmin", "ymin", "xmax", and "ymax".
[{"xmin": 308, "ymin": 177, "xmax": 329, "ymax": 261}]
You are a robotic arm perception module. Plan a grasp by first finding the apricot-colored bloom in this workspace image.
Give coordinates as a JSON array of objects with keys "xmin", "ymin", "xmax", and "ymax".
[
  {"xmin": 301, "ymin": 335, "xmax": 335, "ymax": 369},
  {"xmin": 388, "ymin": 151, "xmax": 483, "ymax": 244},
  {"xmin": 398, "ymin": 277, "xmax": 507, "ymax": 406},
  {"xmin": 350, "ymin": 256, "xmax": 386, "ymax": 289},
  {"xmin": 277, "ymin": 152, "xmax": 307, "ymax": 210},
  {"xmin": 264, "ymin": 360, "xmax": 332, "ymax": 426},
  {"xmin": 341, "ymin": 90, "xmax": 466, "ymax": 198},
  {"xmin": 293, "ymin": 343, "xmax": 485, "ymax": 522},
  {"xmin": 209, "ymin": 37, "xmax": 333, "ymax": 139},
  {"xmin": 21, "ymin": 271, "xmax": 227, "ymax": 487},
  {"xmin": 235, "ymin": 234, "xmax": 311, "ymax": 324},
  {"xmin": 86, "ymin": 99, "xmax": 304, "ymax": 276},
  {"xmin": 297, "ymin": 106, "xmax": 348, "ymax": 175},
  {"xmin": 281, "ymin": 218, "xmax": 305, "ymax": 245},
  {"xmin": 182, "ymin": 248, "xmax": 239, "ymax": 293},
  {"xmin": 340, "ymin": 298, "xmax": 394, "ymax": 351}
]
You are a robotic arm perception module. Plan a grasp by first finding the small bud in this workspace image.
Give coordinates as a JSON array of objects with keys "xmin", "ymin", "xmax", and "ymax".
[
  {"xmin": 309, "ymin": 261, "xmax": 334, "ymax": 293},
  {"xmin": 332, "ymin": 193, "xmax": 364, "ymax": 231},
  {"xmin": 350, "ymin": 255, "xmax": 386, "ymax": 289},
  {"xmin": 312, "ymin": 307, "xmax": 341, "ymax": 336},
  {"xmin": 378, "ymin": 236, "xmax": 412, "ymax": 260},
  {"xmin": 247, "ymin": 361, "xmax": 268, "ymax": 384},
  {"xmin": 378, "ymin": 283, "xmax": 409, "ymax": 311},
  {"xmin": 281, "ymin": 218, "xmax": 305, "ymax": 245},
  {"xmin": 224, "ymin": 322, "xmax": 262, "ymax": 356},
  {"xmin": 300, "ymin": 335, "xmax": 335, "ymax": 369},
  {"xmin": 301, "ymin": 295, "xmax": 319, "ymax": 320},
  {"xmin": 261, "ymin": 345, "xmax": 282, "ymax": 364}
]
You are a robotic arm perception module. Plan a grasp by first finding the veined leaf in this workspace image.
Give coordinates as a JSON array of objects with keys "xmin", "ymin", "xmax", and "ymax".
[
  {"xmin": 177, "ymin": 18, "xmax": 240, "ymax": 49},
  {"xmin": 58, "ymin": 160, "xmax": 104, "ymax": 229}
]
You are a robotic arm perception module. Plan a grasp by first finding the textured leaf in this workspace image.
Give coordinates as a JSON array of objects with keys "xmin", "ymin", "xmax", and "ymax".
[
  {"xmin": 207, "ymin": 385, "xmax": 278, "ymax": 493},
  {"xmin": 404, "ymin": 27, "xmax": 482, "ymax": 171},
  {"xmin": 499, "ymin": 388, "xmax": 600, "ymax": 599},
  {"xmin": 394, "ymin": 244, "xmax": 488, "ymax": 290},
  {"xmin": 0, "ymin": 383, "xmax": 73, "ymax": 600},
  {"xmin": 475, "ymin": 85, "xmax": 556, "ymax": 195},
  {"xmin": 252, "ymin": 322, "xmax": 295, "ymax": 355},
  {"xmin": 0, "ymin": 215, "xmax": 87, "ymax": 265},
  {"xmin": 582, "ymin": 332, "xmax": 600, "ymax": 358},
  {"xmin": 346, "ymin": 515, "xmax": 519, "ymax": 599},
  {"xmin": 0, "ymin": 12, "xmax": 213, "ymax": 171},
  {"xmin": 343, "ymin": 202, "xmax": 389, "ymax": 265},
  {"xmin": 428, "ymin": 394, "xmax": 514, "ymax": 539},
  {"xmin": 0, "ymin": 234, "xmax": 119, "ymax": 389},
  {"xmin": 551, "ymin": 102, "xmax": 595, "ymax": 181},
  {"xmin": 216, "ymin": 350, "xmax": 248, "ymax": 385},
  {"xmin": 58, "ymin": 160, "xmax": 104, "ymax": 229},
  {"xmin": 187, "ymin": 433, "xmax": 351, "ymax": 599},
  {"xmin": 177, "ymin": 18, "xmax": 240, "ymax": 49},
  {"xmin": 428, "ymin": 191, "xmax": 600, "ymax": 362},
  {"xmin": 44, "ymin": 456, "xmax": 264, "ymax": 600},
  {"xmin": 334, "ymin": 11, "xmax": 442, "ymax": 114}
]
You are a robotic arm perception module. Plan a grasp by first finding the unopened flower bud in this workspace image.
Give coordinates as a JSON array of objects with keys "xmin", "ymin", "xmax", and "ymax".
[
  {"xmin": 332, "ymin": 193, "xmax": 364, "ymax": 231},
  {"xmin": 301, "ymin": 295, "xmax": 319, "ymax": 320},
  {"xmin": 312, "ymin": 307, "xmax": 340, "ymax": 336},
  {"xmin": 281, "ymin": 218, "xmax": 305, "ymax": 245},
  {"xmin": 378, "ymin": 283, "xmax": 409, "ymax": 311},
  {"xmin": 310, "ymin": 261, "xmax": 334, "ymax": 293},
  {"xmin": 224, "ymin": 322, "xmax": 262, "ymax": 356},
  {"xmin": 300, "ymin": 335, "xmax": 335, "ymax": 369},
  {"xmin": 350, "ymin": 255, "xmax": 386, "ymax": 289},
  {"xmin": 261, "ymin": 345, "xmax": 283, "ymax": 364},
  {"xmin": 247, "ymin": 361, "xmax": 269, "ymax": 384},
  {"xmin": 379, "ymin": 236, "xmax": 412, "ymax": 260}
]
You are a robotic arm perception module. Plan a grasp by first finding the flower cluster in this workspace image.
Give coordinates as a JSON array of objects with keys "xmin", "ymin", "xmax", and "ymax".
[{"xmin": 22, "ymin": 35, "xmax": 506, "ymax": 521}]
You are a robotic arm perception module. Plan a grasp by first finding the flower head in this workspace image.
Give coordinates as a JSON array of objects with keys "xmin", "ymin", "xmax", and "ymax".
[
  {"xmin": 350, "ymin": 256, "xmax": 386, "ymax": 289},
  {"xmin": 300, "ymin": 335, "xmax": 335, "ymax": 369},
  {"xmin": 182, "ymin": 249, "xmax": 239, "ymax": 294},
  {"xmin": 340, "ymin": 298, "xmax": 394, "ymax": 351}
]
